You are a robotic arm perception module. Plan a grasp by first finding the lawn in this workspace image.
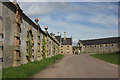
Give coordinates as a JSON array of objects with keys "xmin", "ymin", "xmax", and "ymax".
[
  {"xmin": 2, "ymin": 54, "xmax": 63, "ymax": 79},
  {"xmin": 90, "ymin": 52, "xmax": 120, "ymax": 65},
  {"xmin": 0, "ymin": 70, "xmax": 1, "ymax": 79}
]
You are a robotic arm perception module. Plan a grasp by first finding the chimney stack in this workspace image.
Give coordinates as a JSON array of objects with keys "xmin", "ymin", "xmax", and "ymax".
[{"xmin": 64, "ymin": 32, "xmax": 66, "ymax": 40}]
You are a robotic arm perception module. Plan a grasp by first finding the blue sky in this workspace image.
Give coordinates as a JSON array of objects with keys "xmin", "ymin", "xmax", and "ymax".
[{"xmin": 13, "ymin": 0, "xmax": 118, "ymax": 45}]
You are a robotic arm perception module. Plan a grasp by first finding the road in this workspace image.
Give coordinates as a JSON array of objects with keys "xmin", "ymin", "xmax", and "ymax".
[{"xmin": 31, "ymin": 54, "xmax": 118, "ymax": 78}]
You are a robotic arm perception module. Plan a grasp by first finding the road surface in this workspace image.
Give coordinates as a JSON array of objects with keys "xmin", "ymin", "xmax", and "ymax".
[{"xmin": 31, "ymin": 54, "xmax": 118, "ymax": 78}]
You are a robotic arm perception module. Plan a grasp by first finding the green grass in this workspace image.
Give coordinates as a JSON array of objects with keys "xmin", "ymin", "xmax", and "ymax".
[
  {"xmin": 2, "ymin": 54, "xmax": 63, "ymax": 79},
  {"xmin": 90, "ymin": 52, "xmax": 120, "ymax": 65},
  {"xmin": 0, "ymin": 62, "xmax": 2, "ymax": 80}
]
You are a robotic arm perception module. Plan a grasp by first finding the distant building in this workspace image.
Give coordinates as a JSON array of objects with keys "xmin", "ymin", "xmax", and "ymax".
[
  {"xmin": 76, "ymin": 37, "xmax": 120, "ymax": 53},
  {"xmin": 55, "ymin": 35, "xmax": 62, "ymax": 54},
  {"xmin": 55, "ymin": 32, "xmax": 73, "ymax": 54}
]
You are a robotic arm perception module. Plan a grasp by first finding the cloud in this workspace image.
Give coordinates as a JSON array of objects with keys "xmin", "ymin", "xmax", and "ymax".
[
  {"xmin": 64, "ymin": 13, "xmax": 118, "ymax": 28},
  {"xmin": 39, "ymin": 15, "xmax": 118, "ymax": 39},
  {"xmin": 72, "ymin": 38, "xmax": 78, "ymax": 46},
  {"xmin": 19, "ymin": 2, "xmax": 118, "ymax": 19},
  {"xmin": 19, "ymin": 2, "xmax": 67, "ymax": 16},
  {"xmin": 18, "ymin": 2, "xmax": 118, "ymax": 42},
  {"xmin": 72, "ymin": 38, "xmax": 78, "ymax": 43}
]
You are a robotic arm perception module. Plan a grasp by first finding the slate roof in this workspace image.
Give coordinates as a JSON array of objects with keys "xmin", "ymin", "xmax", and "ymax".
[
  {"xmin": 79, "ymin": 37, "xmax": 120, "ymax": 45},
  {"xmin": 61, "ymin": 38, "xmax": 72, "ymax": 45},
  {"xmin": 55, "ymin": 36, "xmax": 61, "ymax": 43}
]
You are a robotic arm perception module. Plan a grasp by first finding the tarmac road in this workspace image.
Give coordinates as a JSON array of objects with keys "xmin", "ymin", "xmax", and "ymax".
[{"xmin": 31, "ymin": 54, "xmax": 118, "ymax": 78}]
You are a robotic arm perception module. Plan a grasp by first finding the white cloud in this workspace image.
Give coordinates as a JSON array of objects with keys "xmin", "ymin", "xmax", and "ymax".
[
  {"xmin": 19, "ymin": 2, "xmax": 118, "ymax": 19},
  {"xmin": 72, "ymin": 38, "xmax": 78, "ymax": 43},
  {"xmin": 17, "ymin": 2, "xmax": 118, "ymax": 40},
  {"xmin": 90, "ymin": 14, "xmax": 118, "ymax": 28},
  {"xmin": 39, "ymin": 16, "xmax": 118, "ymax": 39},
  {"xmin": 19, "ymin": 2, "xmax": 71, "ymax": 16},
  {"xmin": 61, "ymin": 12, "xmax": 118, "ymax": 28}
]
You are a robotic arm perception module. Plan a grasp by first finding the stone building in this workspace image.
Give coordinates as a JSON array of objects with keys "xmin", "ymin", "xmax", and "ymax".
[
  {"xmin": 55, "ymin": 33, "xmax": 62, "ymax": 54},
  {"xmin": 55, "ymin": 32, "xmax": 73, "ymax": 54},
  {"xmin": 0, "ymin": 2, "xmax": 60, "ymax": 68},
  {"xmin": 0, "ymin": 1, "xmax": 2, "ymax": 61},
  {"xmin": 76, "ymin": 37, "xmax": 120, "ymax": 53}
]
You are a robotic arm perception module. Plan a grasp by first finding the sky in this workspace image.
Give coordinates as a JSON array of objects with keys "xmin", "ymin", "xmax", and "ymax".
[{"xmin": 10, "ymin": 0, "xmax": 119, "ymax": 45}]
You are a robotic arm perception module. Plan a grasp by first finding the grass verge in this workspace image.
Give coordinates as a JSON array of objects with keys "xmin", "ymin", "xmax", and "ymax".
[
  {"xmin": 90, "ymin": 52, "xmax": 120, "ymax": 65},
  {"xmin": 2, "ymin": 54, "xmax": 63, "ymax": 79}
]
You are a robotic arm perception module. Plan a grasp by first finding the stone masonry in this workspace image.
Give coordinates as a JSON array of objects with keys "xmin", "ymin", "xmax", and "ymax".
[{"xmin": 0, "ymin": 2, "xmax": 62, "ymax": 68}]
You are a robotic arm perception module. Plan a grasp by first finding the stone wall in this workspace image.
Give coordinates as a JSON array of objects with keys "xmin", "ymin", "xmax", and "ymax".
[
  {"xmin": 61, "ymin": 45, "xmax": 73, "ymax": 54},
  {"xmin": 1, "ymin": 2, "xmax": 60, "ymax": 68},
  {"xmin": 79, "ymin": 43, "xmax": 119, "ymax": 53},
  {"xmin": 0, "ymin": 1, "xmax": 3, "ymax": 59},
  {"xmin": 2, "ymin": 2, "xmax": 15, "ymax": 68}
]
